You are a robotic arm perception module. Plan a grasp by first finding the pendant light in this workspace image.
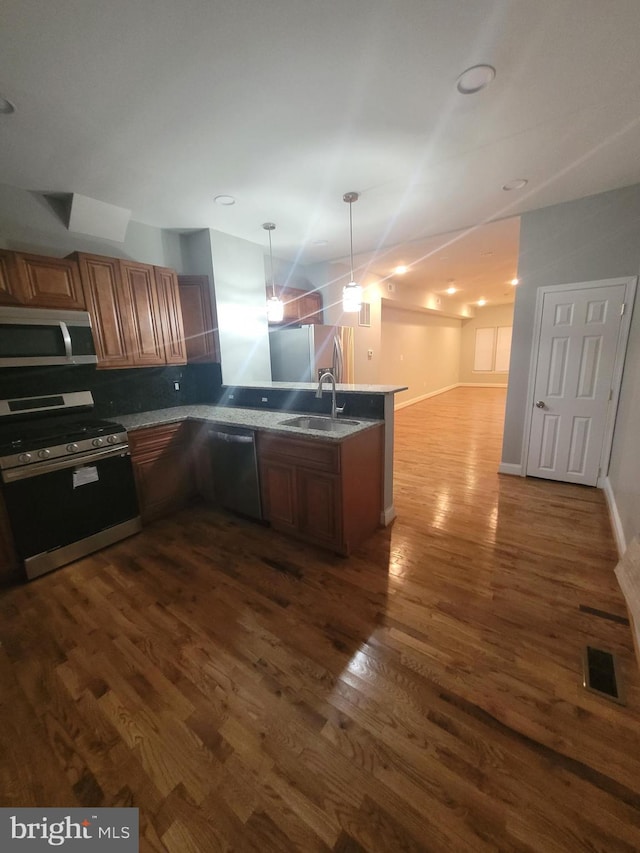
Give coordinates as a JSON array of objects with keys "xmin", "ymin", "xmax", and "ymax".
[
  {"xmin": 342, "ymin": 191, "xmax": 362, "ymax": 313},
  {"xmin": 264, "ymin": 222, "xmax": 284, "ymax": 323}
]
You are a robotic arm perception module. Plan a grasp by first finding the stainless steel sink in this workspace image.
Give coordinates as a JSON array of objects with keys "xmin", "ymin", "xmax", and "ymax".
[{"xmin": 279, "ymin": 415, "xmax": 360, "ymax": 431}]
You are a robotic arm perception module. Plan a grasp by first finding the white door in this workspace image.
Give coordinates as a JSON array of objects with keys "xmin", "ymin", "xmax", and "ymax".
[{"xmin": 526, "ymin": 282, "xmax": 627, "ymax": 486}]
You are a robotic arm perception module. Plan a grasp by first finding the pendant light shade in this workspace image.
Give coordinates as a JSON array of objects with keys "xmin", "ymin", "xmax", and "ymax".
[
  {"xmin": 267, "ymin": 294, "xmax": 284, "ymax": 323},
  {"xmin": 264, "ymin": 222, "xmax": 284, "ymax": 323},
  {"xmin": 342, "ymin": 191, "xmax": 362, "ymax": 313}
]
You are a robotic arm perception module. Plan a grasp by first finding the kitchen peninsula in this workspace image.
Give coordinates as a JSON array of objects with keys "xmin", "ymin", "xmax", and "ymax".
[
  {"xmin": 218, "ymin": 380, "xmax": 406, "ymax": 526},
  {"xmin": 121, "ymin": 407, "xmax": 381, "ymax": 557},
  {"xmin": 120, "ymin": 380, "xmax": 407, "ymax": 528}
]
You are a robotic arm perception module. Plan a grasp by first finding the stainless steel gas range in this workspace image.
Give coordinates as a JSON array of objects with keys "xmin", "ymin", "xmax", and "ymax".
[{"xmin": 0, "ymin": 391, "xmax": 141, "ymax": 580}]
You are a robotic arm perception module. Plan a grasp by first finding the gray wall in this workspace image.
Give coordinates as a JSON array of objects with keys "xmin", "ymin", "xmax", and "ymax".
[
  {"xmin": 502, "ymin": 183, "xmax": 640, "ymax": 548},
  {"xmin": 180, "ymin": 229, "xmax": 215, "ymax": 280},
  {"xmin": 209, "ymin": 229, "xmax": 272, "ymax": 386},
  {"xmin": 181, "ymin": 228, "xmax": 272, "ymax": 386},
  {"xmin": 0, "ymin": 182, "xmax": 181, "ymax": 266}
]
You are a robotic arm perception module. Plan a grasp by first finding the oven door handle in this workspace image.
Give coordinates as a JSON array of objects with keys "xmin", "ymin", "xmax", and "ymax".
[{"xmin": 1, "ymin": 444, "xmax": 130, "ymax": 483}]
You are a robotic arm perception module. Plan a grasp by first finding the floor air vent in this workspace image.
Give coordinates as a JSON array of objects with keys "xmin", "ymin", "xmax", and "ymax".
[{"xmin": 582, "ymin": 646, "xmax": 625, "ymax": 705}]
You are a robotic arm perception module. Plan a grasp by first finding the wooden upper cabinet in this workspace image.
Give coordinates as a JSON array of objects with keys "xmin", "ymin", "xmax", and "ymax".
[
  {"xmin": 72, "ymin": 253, "xmax": 134, "ymax": 368},
  {"xmin": 119, "ymin": 260, "xmax": 166, "ymax": 367},
  {"xmin": 177, "ymin": 275, "xmax": 219, "ymax": 363},
  {"xmin": 0, "ymin": 250, "xmax": 84, "ymax": 309},
  {"xmin": 13, "ymin": 253, "xmax": 85, "ymax": 309},
  {"xmin": 0, "ymin": 250, "xmax": 23, "ymax": 305},
  {"xmin": 155, "ymin": 266, "xmax": 187, "ymax": 364},
  {"xmin": 269, "ymin": 286, "xmax": 324, "ymax": 326},
  {"xmin": 3, "ymin": 249, "xmax": 188, "ymax": 370},
  {"xmin": 297, "ymin": 291, "xmax": 323, "ymax": 324}
]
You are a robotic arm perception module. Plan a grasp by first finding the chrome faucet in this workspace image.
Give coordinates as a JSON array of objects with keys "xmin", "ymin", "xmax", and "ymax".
[{"xmin": 316, "ymin": 370, "xmax": 345, "ymax": 419}]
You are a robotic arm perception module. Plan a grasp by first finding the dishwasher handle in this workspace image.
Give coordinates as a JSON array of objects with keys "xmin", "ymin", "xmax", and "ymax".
[{"xmin": 209, "ymin": 429, "xmax": 254, "ymax": 444}]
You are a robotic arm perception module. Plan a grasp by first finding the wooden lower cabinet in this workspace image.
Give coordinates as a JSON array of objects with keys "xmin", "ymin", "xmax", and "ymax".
[
  {"xmin": 0, "ymin": 490, "xmax": 20, "ymax": 585},
  {"xmin": 259, "ymin": 458, "xmax": 300, "ymax": 533},
  {"xmin": 298, "ymin": 468, "xmax": 342, "ymax": 547},
  {"xmin": 130, "ymin": 419, "xmax": 384, "ymax": 554},
  {"xmin": 129, "ymin": 423, "xmax": 198, "ymax": 523},
  {"xmin": 257, "ymin": 425, "xmax": 383, "ymax": 555}
]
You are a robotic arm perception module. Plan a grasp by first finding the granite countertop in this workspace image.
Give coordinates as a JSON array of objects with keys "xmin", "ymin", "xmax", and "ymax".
[
  {"xmin": 116, "ymin": 405, "xmax": 383, "ymax": 441},
  {"xmin": 223, "ymin": 381, "xmax": 407, "ymax": 394}
]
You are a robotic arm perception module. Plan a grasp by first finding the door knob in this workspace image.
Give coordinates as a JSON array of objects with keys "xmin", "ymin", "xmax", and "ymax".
[{"xmin": 535, "ymin": 400, "xmax": 546, "ymax": 409}]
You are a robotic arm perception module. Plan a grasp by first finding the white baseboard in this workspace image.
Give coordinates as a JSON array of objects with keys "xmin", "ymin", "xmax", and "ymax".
[
  {"xmin": 394, "ymin": 382, "xmax": 508, "ymax": 411},
  {"xmin": 457, "ymin": 382, "xmax": 508, "ymax": 388},
  {"xmin": 498, "ymin": 462, "xmax": 523, "ymax": 476},
  {"xmin": 394, "ymin": 384, "xmax": 459, "ymax": 411},
  {"xmin": 602, "ymin": 476, "xmax": 626, "ymax": 557},
  {"xmin": 380, "ymin": 505, "xmax": 397, "ymax": 526}
]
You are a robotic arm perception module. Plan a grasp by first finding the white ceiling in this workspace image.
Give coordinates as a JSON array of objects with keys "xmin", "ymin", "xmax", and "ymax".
[
  {"xmin": 354, "ymin": 215, "xmax": 522, "ymax": 305},
  {"xmin": 3, "ymin": 0, "xmax": 640, "ymax": 306}
]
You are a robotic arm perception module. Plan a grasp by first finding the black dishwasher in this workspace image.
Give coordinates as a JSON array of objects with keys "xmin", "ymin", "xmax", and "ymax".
[{"xmin": 208, "ymin": 425, "xmax": 263, "ymax": 520}]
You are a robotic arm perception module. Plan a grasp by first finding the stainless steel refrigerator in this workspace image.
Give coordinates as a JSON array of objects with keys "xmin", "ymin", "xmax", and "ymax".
[{"xmin": 269, "ymin": 324, "xmax": 355, "ymax": 383}]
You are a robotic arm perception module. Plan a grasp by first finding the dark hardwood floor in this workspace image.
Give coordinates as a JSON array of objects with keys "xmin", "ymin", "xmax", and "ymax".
[{"xmin": 2, "ymin": 387, "xmax": 639, "ymax": 852}]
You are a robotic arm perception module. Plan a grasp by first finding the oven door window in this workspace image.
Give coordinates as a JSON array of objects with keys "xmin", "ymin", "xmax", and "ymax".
[{"xmin": 2, "ymin": 455, "xmax": 139, "ymax": 561}]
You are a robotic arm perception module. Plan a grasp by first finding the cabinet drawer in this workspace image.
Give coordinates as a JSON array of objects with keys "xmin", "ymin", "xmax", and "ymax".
[
  {"xmin": 257, "ymin": 432, "xmax": 340, "ymax": 473},
  {"xmin": 128, "ymin": 422, "xmax": 187, "ymax": 457}
]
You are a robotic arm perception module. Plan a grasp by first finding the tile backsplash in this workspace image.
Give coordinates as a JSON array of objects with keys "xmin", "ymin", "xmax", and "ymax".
[{"xmin": 0, "ymin": 362, "xmax": 223, "ymax": 418}]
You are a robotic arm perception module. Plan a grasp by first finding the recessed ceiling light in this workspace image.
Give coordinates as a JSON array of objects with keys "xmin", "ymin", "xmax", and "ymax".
[
  {"xmin": 446, "ymin": 286, "xmax": 457, "ymax": 295},
  {"xmin": 502, "ymin": 179, "xmax": 528, "ymax": 191},
  {"xmin": 456, "ymin": 64, "xmax": 496, "ymax": 95},
  {"xmin": 214, "ymin": 194, "xmax": 236, "ymax": 206},
  {"xmin": 394, "ymin": 265, "xmax": 408, "ymax": 275},
  {"xmin": 478, "ymin": 298, "xmax": 487, "ymax": 306},
  {"xmin": 0, "ymin": 96, "xmax": 16, "ymax": 115},
  {"xmin": 511, "ymin": 278, "xmax": 519, "ymax": 285}
]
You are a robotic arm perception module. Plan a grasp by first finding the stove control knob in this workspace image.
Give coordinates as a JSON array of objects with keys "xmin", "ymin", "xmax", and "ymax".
[
  {"xmin": 38, "ymin": 449, "xmax": 51, "ymax": 459},
  {"xmin": 67, "ymin": 443, "xmax": 79, "ymax": 453},
  {"xmin": 106, "ymin": 434, "xmax": 119, "ymax": 445},
  {"xmin": 18, "ymin": 452, "xmax": 32, "ymax": 464},
  {"xmin": 92, "ymin": 438, "xmax": 104, "ymax": 448}
]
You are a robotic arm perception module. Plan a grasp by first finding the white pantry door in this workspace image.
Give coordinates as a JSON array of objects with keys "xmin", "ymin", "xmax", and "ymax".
[{"xmin": 526, "ymin": 282, "xmax": 627, "ymax": 486}]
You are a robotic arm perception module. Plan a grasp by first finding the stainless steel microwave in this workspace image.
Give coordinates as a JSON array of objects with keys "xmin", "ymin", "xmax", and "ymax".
[{"xmin": 0, "ymin": 306, "xmax": 98, "ymax": 367}]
